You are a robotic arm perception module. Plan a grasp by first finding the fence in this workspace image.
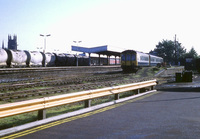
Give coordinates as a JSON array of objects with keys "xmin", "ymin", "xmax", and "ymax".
[{"xmin": 0, "ymin": 79, "xmax": 157, "ymax": 120}]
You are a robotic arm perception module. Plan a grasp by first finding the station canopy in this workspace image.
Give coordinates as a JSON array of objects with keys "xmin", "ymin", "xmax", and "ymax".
[{"xmin": 71, "ymin": 45, "xmax": 121, "ymax": 57}]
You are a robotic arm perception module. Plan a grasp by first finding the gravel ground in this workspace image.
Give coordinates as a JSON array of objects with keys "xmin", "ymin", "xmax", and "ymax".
[{"xmin": 0, "ymin": 66, "xmax": 175, "ymax": 104}]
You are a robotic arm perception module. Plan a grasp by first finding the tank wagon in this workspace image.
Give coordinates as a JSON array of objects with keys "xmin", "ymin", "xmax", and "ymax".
[
  {"xmin": 45, "ymin": 52, "xmax": 56, "ymax": 66},
  {"xmin": 121, "ymin": 50, "xmax": 163, "ymax": 72},
  {"xmin": 0, "ymin": 49, "xmax": 89, "ymax": 67},
  {"xmin": 0, "ymin": 49, "xmax": 8, "ymax": 64}
]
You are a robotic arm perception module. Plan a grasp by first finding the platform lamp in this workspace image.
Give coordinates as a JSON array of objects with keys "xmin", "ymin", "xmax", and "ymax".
[
  {"xmin": 73, "ymin": 40, "xmax": 82, "ymax": 46},
  {"xmin": 40, "ymin": 34, "xmax": 51, "ymax": 53},
  {"xmin": 73, "ymin": 41, "xmax": 82, "ymax": 66}
]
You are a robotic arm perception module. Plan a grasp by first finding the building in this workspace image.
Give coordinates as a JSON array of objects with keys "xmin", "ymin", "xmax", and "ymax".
[
  {"xmin": 2, "ymin": 41, "xmax": 4, "ymax": 49},
  {"xmin": 8, "ymin": 35, "xmax": 17, "ymax": 50},
  {"xmin": 71, "ymin": 45, "xmax": 121, "ymax": 66}
]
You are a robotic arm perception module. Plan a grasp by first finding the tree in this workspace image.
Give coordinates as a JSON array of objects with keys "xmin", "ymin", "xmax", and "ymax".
[
  {"xmin": 184, "ymin": 47, "xmax": 198, "ymax": 59},
  {"xmin": 178, "ymin": 47, "xmax": 199, "ymax": 70},
  {"xmin": 150, "ymin": 39, "xmax": 186, "ymax": 64}
]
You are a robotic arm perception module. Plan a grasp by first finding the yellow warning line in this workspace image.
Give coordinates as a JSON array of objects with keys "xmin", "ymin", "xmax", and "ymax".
[{"xmin": 1, "ymin": 91, "xmax": 159, "ymax": 139}]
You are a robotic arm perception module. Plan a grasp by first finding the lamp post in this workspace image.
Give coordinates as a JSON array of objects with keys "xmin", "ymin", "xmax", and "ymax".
[
  {"xmin": 73, "ymin": 41, "xmax": 82, "ymax": 66},
  {"xmin": 37, "ymin": 47, "xmax": 43, "ymax": 52},
  {"xmin": 73, "ymin": 40, "xmax": 82, "ymax": 46},
  {"xmin": 54, "ymin": 49, "xmax": 59, "ymax": 54},
  {"xmin": 40, "ymin": 34, "xmax": 51, "ymax": 53}
]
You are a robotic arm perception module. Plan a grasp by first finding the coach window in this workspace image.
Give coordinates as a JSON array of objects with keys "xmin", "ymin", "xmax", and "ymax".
[
  {"xmin": 141, "ymin": 56, "xmax": 149, "ymax": 61},
  {"xmin": 151, "ymin": 58, "xmax": 155, "ymax": 62}
]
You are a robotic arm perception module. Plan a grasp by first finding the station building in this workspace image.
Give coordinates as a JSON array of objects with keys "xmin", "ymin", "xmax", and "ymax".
[{"xmin": 71, "ymin": 45, "xmax": 121, "ymax": 66}]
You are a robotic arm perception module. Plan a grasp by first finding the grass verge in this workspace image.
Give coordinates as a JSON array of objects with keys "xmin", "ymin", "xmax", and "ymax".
[{"xmin": 0, "ymin": 89, "xmax": 144, "ymax": 130}]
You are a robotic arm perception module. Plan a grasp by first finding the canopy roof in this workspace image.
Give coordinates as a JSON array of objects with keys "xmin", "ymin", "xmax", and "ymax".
[{"xmin": 71, "ymin": 45, "xmax": 121, "ymax": 57}]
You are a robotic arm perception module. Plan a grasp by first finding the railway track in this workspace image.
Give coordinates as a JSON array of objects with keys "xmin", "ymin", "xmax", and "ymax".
[
  {"xmin": 0, "ymin": 66, "xmax": 121, "ymax": 82},
  {"xmin": 0, "ymin": 66, "xmax": 158, "ymax": 103},
  {"xmin": 0, "ymin": 65, "xmax": 121, "ymax": 74}
]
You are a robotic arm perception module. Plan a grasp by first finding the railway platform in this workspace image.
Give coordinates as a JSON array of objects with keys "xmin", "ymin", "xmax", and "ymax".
[{"xmin": 156, "ymin": 73, "xmax": 200, "ymax": 92}]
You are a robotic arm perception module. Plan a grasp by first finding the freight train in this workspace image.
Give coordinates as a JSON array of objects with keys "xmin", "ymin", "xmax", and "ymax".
[
  {"xmin": 121, "ymin": 50, "xmax": 163, "ymax": 72},
  {"xmin": 0, "ymin": 49, "xmax": 89, "ymax": 67},
  {"xmin": 0, "ymin": 49, "xmax": 120, "ymax": 67}
]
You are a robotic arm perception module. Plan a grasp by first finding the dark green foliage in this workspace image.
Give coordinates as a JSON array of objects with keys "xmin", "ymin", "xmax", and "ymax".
[
  {"xmin": 150, "ymin": 39, "xmax": 200, "ymax": 65},
  {"xmin": 183, "ymin": 47, "xmax": 199, "ymax": 59},
  {"xmin": 152, "ymin": 39, "xmax": 186, "ymax": 64}
]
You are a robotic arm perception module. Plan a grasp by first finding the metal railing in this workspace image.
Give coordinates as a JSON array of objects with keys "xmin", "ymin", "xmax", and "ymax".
[{"xmin": 0, "ymin": 79, "xmax": 157, "ymax": 119}]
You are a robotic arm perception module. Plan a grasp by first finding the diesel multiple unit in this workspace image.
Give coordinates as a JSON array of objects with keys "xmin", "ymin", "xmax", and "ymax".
[{"xmin": 121, "ymin": 50, "xmax": 163, "ymax": 72}]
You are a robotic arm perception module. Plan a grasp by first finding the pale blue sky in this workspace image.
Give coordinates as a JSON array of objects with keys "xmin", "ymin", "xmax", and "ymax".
[{"xmin": 1, "ymin": 0, "xmax": 200, "ymax": 54}]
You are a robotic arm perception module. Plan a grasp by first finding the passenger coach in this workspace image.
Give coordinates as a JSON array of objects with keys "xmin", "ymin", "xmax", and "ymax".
[{"xmin": 121, "ymin": 50, "xmax": 163, "ymax": 72}]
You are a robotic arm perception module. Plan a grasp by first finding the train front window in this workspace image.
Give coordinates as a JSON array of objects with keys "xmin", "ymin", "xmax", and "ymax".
[
  {"xmin": 132, "ymin": 55, "xmax": 136, "ymax": 61},
  {"xmin": 121, "ymin": 54, "xmax": 125, "ymax": 61},
  {"xmin": 126, "ymin": 54, "xmax": 131, "ymax": 61}
]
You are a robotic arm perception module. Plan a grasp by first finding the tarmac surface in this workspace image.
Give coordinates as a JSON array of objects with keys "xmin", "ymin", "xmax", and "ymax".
[{"xmin": 12, "ymin": 90, "xmax": 200, "ymax": 138}]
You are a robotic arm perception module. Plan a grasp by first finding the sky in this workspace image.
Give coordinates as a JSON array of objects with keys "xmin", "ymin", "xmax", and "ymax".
[{"xmin": 0, "ymin": 0, "xmax": 200, "ymax": 55}]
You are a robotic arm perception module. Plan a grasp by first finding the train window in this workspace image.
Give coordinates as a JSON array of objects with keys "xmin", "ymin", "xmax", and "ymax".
[
  {"xmin": 140, "ymin": 56, "xmax": 149, "ymax": 61},
  {"xmin": 131, "ymin": 55, "xmax": 136, "ymax": 61},
  {"xmin": 156, "ymin": 58, "xmax": 160, "ymax": 62},
  {"xmin": 151, "ymin": 58, "xmax": 155, "ymax": 62},
  {"xmin": 126, "ymin": 54, "xmax": 131, "ymax": 61},
  {"xmin": 121, "ymin": 54, "xmax": 125, "ymax": 61}
]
